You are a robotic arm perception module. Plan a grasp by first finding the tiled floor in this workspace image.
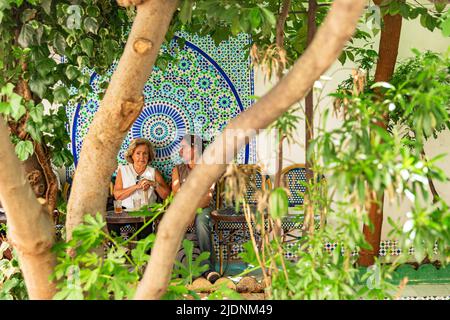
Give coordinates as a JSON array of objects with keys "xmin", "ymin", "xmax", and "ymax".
[
  {"xmin": 400, "ymin": 284, "xmax": 450, "ymax": 298},
  {"xmin": 218, "ymin": 262, "xmax": 450, "ymax": 299}
]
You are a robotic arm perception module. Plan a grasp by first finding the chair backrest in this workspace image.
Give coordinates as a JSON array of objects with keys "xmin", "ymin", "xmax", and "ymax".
[
  {"xmin": 281, "ymin": 164, "xmax": 307, "ymax": 207},
  {"xmin": 216, "ymin": 164, "xmax": 270, "ymax": 209},
  {"xmin": 243, "ymin": 165, "xmax": 268, "ymax": 206}
]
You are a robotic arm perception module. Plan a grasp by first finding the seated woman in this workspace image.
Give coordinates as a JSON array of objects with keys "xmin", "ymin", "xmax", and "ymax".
[
  {"xmin": 114, "ymin": 138, "xmax": 170, "ymax": 209},
  {"xmin": 172, "ymin": 134, "xmax": 220, "ymax": 284}
]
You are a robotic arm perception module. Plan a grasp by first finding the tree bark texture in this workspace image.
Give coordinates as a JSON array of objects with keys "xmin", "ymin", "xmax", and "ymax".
[
  {"xmin": 0, "ymin": 117, "xmax": 56, "ymax": 299},
  {"xmin": 14, "ymin": 79, "xmax": 59, "ymax": 218},
  {"xmin": 274, "ymin": 0, "xmax": 291, "ymax": 188},
  {"xmin": 359, "ymin": 2, "xmax": 403, "ymax": 267},
  {"xmin": 66, "ymin": 0, "xmax": 179, "ymax": 239},
  {"xmin": 134, "ymin": 0, "xmax": 366, "ymax": 299},
  {"xmin": 305, "ymin": 0, "xmax": 317, "ymax": 179},
  {"xmin": 276, "ymin": 0, "xmax": 291, "ymax": 79}
]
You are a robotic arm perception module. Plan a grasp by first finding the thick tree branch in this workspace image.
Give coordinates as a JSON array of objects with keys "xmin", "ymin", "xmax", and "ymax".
[
  {"xmin": 0, "ymin": 116, "xmax": 56, "ymax": 299},
  {"xmin": 134, "ymin": 0, "xmax": 366, "ymax": 300},
  {"xmin": 359, "ymin": 0, "xmax": 403, "ymax": 267},
  {"xmin": 305, "ymin": 0, "xmax": 318, "ymax": 180},
  {"xmin": 275, "ymin": 0, "xmax": 291, "ymax": 189},
  {"xmin": 276, "ymin": 0, "xmax": 291, "ymax": 77},
  {"xmin": 66, "ymin": 0, "xmax": 179, "ymax": 239},
  {"xmin": 34, "ymin": 142, "xmax": 58, "ymax": 216}
]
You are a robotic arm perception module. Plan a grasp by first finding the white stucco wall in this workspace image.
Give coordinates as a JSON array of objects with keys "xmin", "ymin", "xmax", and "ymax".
[{"xmin": 254, "ymin": 16, "xmax": 450, "ymax": 240}]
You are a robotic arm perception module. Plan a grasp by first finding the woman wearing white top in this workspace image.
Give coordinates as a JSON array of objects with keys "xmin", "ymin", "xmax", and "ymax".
[{"xmin": 114, "ymin": 138, "xmax": 170, "ymax": 209}]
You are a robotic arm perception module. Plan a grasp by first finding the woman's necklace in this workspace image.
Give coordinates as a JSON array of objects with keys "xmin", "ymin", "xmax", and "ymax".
[{"xmin": 134, "ymin": 165, "xmax": 146, "ymax": 176}]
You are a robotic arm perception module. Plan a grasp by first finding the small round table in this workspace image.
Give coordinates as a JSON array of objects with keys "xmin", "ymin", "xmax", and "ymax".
[
  {"xmin": 105, "ymin": 210, "xmax": 158, "ymax": 243},
  {"xmin": 105, "ymin": 210, "xmax": 146, "ymax": 225}
]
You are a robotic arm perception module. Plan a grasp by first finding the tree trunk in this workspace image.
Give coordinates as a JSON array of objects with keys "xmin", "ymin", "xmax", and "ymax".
[
  {"xmin": 15, "ymin": 77, "xmax": 58, "ymax": 218},
  {"xmin": 134, "ymin": 0, "xmax": 366, "ymax": 299},
  {"xmin": 274, "ymin": 0, "xmax": 291, "ymax": 188},
  {"xmin": 305, "ymin": 0, "xmax": 317, "ymax": 179},
  {"xmin": 302, "ymin": 0, "xmax": 318, "ymax": 236},
  {"xmin": 66, "ymin": 0, "xmax": 179, "ymax": 239},
  {"xmin": 0, "ymin": 116, "xmax": 56, "ymax": 299},
  {"xmin": 358, "ymin": 2, "xmax": 403, "ymax": 267},
  {"xmin": 34, "ymin": 142, "xmax": 58, "ymax": 218}
]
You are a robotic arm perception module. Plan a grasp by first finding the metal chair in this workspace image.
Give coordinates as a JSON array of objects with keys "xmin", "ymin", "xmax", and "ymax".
[
  {"xmin": 210, "ymin": 164, "xmax": 270, "ymax": 274},
  {"xmin": 280, "ymin": 164, "xmax": 325, "ymax": 245}
]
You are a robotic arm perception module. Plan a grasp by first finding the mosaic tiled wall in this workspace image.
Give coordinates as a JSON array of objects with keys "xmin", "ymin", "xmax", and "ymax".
[{"xmin": 66, "ymin": 32, "xmax": 256, "ymax": 180}]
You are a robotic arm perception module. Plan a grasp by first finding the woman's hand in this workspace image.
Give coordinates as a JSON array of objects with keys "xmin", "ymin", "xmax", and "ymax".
[{"xmin": 138, "ymin": 179, "xmax": 156, "ymax": 191}]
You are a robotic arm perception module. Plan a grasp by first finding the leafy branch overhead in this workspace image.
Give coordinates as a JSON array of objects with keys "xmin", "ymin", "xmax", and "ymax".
[{"xmin": 176, "ymin": 1, "xmax": 448, "ymax": 71}]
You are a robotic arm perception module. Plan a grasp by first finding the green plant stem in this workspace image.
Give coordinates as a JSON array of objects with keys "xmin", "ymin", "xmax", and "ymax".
[
  {"xmin": 122, "ymin": 210, "xmax": 163, "ymax": 246},
  {"xmin": 269, "ymin": 218, "xmax": 290, "ymax": 283},
  {"xmin": 243, "ymin": 201, "xmax": 272, "ymax": 297},
  {"xmin": 101, "ymin": 231, "xmax": 136, "ymax": 268}
]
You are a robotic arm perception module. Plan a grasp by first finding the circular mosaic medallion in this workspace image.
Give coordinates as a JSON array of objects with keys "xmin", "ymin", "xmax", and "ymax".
[{"xmin": 132, "ymin": 102, "xmax": 191, "ymax": 159}]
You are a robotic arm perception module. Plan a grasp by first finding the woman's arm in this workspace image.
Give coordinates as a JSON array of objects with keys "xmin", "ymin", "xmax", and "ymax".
[
  {"xmin": 113, "ymin": 168, "xmax": 141, "ymax": 200},
  {"xmin": 171, "ymin": 166, "xmax": 180, "ymax": 194},
  {"xmin": 198, "ymin": 184, "xmax": 214, "ymax": 209},
  {"xmin": 171, "ymin": 166, "xmax": 212, "ymax": 208},
  {"xmin": 154, "ymin": 170, "xmax": 170, "ymax": 200}
]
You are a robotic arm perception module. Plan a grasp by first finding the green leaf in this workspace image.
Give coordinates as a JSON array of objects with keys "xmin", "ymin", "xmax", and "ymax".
[
  {"xmin": 420, "ymin": 13, "xmax": 428, "ymax": 29},
  {"xmin": 53, "ymin": 33, "xmax": 66, "ymax": 55},
  {"xmin": 347, "ymin": 50, "xmax": 355, "ymax": 62},
  {"xmin": 249, "ymin": 8, "xmax": 262, "ymax": 29},
  {"xmin": 231, "ymin": 15, "xmax": 241, "ymax": 36},
  {"xmin": 399, "ymin": 3, "xmax": 410, "ymax": 19},
  {"xmin": 36, "ymin": 58, "xmax": 57, "ymax": 78},
  {"xmin": 370, "ymin": 82, "xmax": 395, "ymax": 90},
  {"xmin": 29, "ymin": 104, "xmax": 43, "ymax": 123},
  {"xmin": 83, "ymin": 17, "xmax": 99, "ymax": 34},
  {"xmin": 441, "ymin": 15, "xmax": 450, "ymax": 37},
  {"xmin": 388, "ymin": 1, "xmax": 400, "ymax": 15},
  {"xmin": 77, "ymin": 55, "xmax": 89, "ymax": 68},
  {"xmin": 425, "ymin": 14, "xmax": 436, "ymax": 31},
  {"xmin": 338, "ymin": 51, "xmax": 347, "ymax": 65},
  {"xmin": 53, "ymin": 86, "xmax": 69, "ymax": 103},
  {"xmin": 15, "ymin": 140, "xmax": 34, "ymax": 161},
  {"xmin": 41, "ymin": 0, "xmax": 52, "ymax": 15},
  {"xmin": 86, "ymin": 5, "xmax": 100, "ymax": 18},
  {"xmin": 2, "ymin": 278, "xmax": 19, "ymax": 293},
  {"xmin": 26, "ymin": 120, "xmax": 42, "ymax": 143},
  {"xmin": 269, "ymin": 187, "xmax": 289, "ymax": 220},
  {"xmin": 21, "ymin": 8, "xmax": 37, "ymax": 23},
  {"xmin": 435, "ymin": 2, "xmax": 447, "ymax": 13},
  {"xmin": 18, "ymin": 24, "xmax": 35, "ymax": 48},
  {"xmin": 80, "ymin": 38, "xmax": 94, "ymax": 57},
  {"xmin": 0, "ymin": 102, "xmax": 11, "ymax": 115},
  {"xmin": 239, "ymin": 16, "xmax": 250, "ymax": 33},
  {"xmin": 238, "ymin": 241, "xmax": 258, "ymax": 266},
  {"xmin": 1, "ymin": 83, "xmax": 15, "ymax": 96},
  {"xmin": 260, "ymin": 7, "xmax": 276, "ymax": 27},
  {"xmin": 29, "ymin": 78, "xmax": 46, "ymax": 98},
  {"xmin": 10, "ymin": 93, "xmax": 26, "ymax": 121},
  {"xmin": 179, "ymin": 0, "xmax": 193, "ymax": 24},
  {"xmin": 102, "ymin": 40, "xmax": 119, "ymax": 65},
  {"xmin": 409, "ymin": 8, "xmax": 420, "ymax": 19},
  {"xmin": 65, "ymin": 65, "xmax": 79, "ymax": 81}
]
